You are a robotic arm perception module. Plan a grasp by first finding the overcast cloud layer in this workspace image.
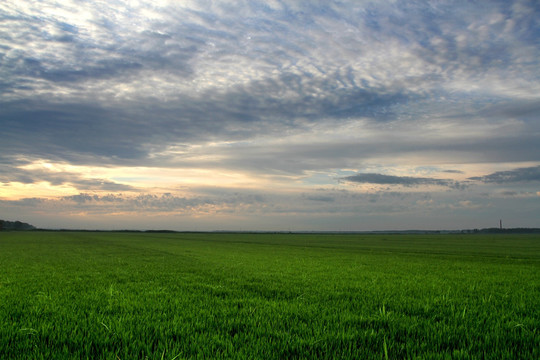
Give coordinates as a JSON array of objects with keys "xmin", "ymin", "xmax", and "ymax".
[{"xmin": 1, "ymin": 1, "xmax": 539, "ymax": 230}]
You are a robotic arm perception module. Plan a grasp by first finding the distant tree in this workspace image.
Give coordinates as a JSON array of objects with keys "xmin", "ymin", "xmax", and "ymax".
[{"xmin": 0, "ymin": 220, "xmax": 35, "ymax": 231}]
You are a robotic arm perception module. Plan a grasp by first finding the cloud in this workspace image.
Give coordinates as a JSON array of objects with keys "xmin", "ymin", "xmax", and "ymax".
[
  {"xmin": 0, "ymin": 70, "xmax": 417, "ymax": 166},
  {"xmin": 0, "ymin": 191, "xmax": 267, "ymax": 216},
  {"xmin": 0, "ymin": 161, "xmax": 134, "ymax": 191},
  {"xmin": 301, "ymin": 193, "xmax": 335, "ymax": 202},
  {"xmin": 1, "ymin": 1, "xmax": 539, "ymax": 171},
  {"xmin": 1, "ymin": 1, "xmax": 540, "ymax": 229},
  {"xmin": 1, "ymin": 197, "xmax": 45, "ymax": 207},
  {"xmin": 455, "ymin": 200, "xmax": 483, "ymax": 210},
  {"xmin": 469, "ymin": 165, "xmax": 540, "ymax": 183},
  {"xmin": 341, "ymin": 173, "xmax": 466, "ymax": 190},
  {"xmin": 441, "ymin": 170, "xmax": 464, "ymax": 174}
]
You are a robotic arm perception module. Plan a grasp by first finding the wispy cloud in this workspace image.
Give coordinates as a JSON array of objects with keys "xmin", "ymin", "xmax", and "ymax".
[{"xmin": 1, "ymin": 191, "xmax": 266, "ymax": 216}]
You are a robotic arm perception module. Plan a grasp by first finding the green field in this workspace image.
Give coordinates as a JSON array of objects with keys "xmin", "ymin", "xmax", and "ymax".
[{"xmin": 0, "ymin": 231, "xmax": 538, "ymax": 359}]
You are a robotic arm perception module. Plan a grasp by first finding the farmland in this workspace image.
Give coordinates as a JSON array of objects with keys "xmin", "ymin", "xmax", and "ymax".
[{"xmin": 0, "ymin": 231, "xmax": 538, "ymax": 359}]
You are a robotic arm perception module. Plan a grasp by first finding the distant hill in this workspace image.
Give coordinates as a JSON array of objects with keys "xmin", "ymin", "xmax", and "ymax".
[{"xmin": 0, "ymin": 220, "xmax": 36, "ymax": 231}]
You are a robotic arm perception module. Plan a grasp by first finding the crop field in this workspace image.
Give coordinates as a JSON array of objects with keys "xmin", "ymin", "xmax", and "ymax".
[{"xmin": 0, "ymin": 231, "xmax": 538, "ymax": 359}]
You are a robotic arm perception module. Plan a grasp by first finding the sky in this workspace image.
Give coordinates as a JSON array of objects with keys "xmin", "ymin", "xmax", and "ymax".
[{"xmin": 1, "ymin": 0, "xmax": 539, "ymax": 231}]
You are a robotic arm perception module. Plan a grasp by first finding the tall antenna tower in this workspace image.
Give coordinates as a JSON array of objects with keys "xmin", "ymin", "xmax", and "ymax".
[{"xmin": 500, "ymin": 219, "xmax": 502, "ymax": 230}]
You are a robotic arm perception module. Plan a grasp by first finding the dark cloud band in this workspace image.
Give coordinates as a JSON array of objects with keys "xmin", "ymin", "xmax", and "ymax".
[
  {"xmin": 342, "ymin": 173, "xmax": 466, "ymax": 190},
  {"xmin": 469, "ymin": 166, "xmax": 540, "ymax": 184}
]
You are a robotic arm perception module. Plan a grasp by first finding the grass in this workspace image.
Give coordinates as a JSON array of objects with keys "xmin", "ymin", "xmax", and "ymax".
[{"xmin": 0, "ymin": 231, "xmax": 539, "ymax": 359}]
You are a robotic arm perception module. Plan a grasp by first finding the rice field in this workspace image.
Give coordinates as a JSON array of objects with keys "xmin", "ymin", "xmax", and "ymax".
[{"xmin": 0, "ymin": 231, "xmax": 538, "ymax": 359}]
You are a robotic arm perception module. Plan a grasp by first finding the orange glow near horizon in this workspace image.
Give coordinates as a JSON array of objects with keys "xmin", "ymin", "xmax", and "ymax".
[
  {"xmin": 0, "ymin": 181, "xmax": 79, "ymax": 201},
  {"xmin": 3, "ymin": 158, "xmax": 540, "ymax": 203}
]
